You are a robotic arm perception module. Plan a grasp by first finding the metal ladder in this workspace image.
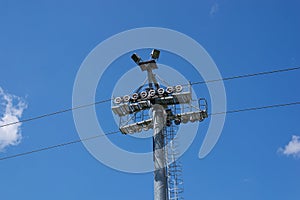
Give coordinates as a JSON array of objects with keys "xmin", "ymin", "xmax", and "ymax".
[{"xmin": 164, "ymin": 123, "xmax": 184, "ymax": 200}]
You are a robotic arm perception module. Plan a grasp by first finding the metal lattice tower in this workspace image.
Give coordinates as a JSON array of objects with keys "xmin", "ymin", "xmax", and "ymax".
[{"xmin": 111, "ymin": 49, "xmax": 208, "ymax": 200}]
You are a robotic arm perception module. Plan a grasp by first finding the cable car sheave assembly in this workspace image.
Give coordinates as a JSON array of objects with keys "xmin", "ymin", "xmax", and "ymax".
[{"xmin": 112, "ymin": 49, "xmax": 208, "ymax": 135}]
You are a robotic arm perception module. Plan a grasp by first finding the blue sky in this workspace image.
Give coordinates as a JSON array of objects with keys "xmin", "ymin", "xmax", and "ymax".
[{"xmin": 0, "ymin": 1, "xmax": 300, "ymax": 199}]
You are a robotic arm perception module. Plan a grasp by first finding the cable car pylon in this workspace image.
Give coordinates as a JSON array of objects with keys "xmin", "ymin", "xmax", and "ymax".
[{"xmin": 111, "ymin": 49, "xmax": 208, "ymax": 200}]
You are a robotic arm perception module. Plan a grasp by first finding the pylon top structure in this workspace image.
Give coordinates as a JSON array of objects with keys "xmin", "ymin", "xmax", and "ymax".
[{"xmin": 111, "ymin": 49, "xmax": 208, "ymax": 134}]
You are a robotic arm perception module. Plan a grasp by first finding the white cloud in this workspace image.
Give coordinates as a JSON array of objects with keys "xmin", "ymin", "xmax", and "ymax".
[
  {"xmin": 210, "ymin": 2, "xmax": 219, "ymax": 17},
  {"xmin": 0, "ymin": 87, "xmax": 27, "ymax": 151},
  {"xmin": 278, "ymin": 135, "xmax": 300, "ymax": 158}
]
